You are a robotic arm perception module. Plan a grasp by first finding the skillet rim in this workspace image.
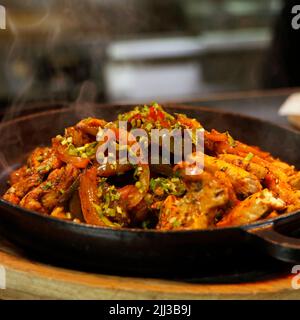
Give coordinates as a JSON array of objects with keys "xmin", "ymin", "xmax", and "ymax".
[
  {"xmin": 1, "ymin": 197, "xmax": 300, "ymax": 235},
  {"xmin": 1, "ymin": 102, "xmax": 300, "ymax": 135},
  {"xmin": 1, "ymin": 103, "xmax": 300, "ymax": 235}
]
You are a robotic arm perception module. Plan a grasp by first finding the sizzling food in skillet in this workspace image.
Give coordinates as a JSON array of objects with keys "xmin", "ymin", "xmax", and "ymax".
[{"xmin": 3, "ymin": 103, "xmax": 300, "ymax": 230}]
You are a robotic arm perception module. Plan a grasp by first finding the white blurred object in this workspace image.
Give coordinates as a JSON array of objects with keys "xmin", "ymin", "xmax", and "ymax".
[
  {"xmin": 104, "ymin": 37, "xmax": 204, "ymax": 102},
  {"xmin": 105, "ymin": 61, "xmax": 203, "ymax": 101},
  {"xmin": 279, "ymin": 93, "xmax": 300, "ymax": 115},
  {"xmin": 0, "ymin": 5, "xmax": 5, "ymax": 30},
  {"xmin": 107, "ymin": 37, "xmax": 204, "ymax": 61},
  {"xmin": 279, "ymin": 93, "xmax": 300, "ymax": 130},
  {"xmin": 0, "ymin": 265, "xmax": 6, "ymax": 290},
  {"xmin": 104, "ymin": 33, "xmax": 270, "ymax": 102}
]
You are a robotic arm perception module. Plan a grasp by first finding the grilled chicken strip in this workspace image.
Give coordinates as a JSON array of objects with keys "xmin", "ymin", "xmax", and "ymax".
[
  {"xmin": 9, "ymin": 165, "xmax": 30, "ymax": 185},
  {"xmin": 217, "ymin": 154, "xmax": 268, "ymax": 181},
  {"xmin": 288, "ymin": 172, "xmax": 300, "ymax": 190},
  {"xmin": 218, "ymin": 189, "xmax": 286, "ymax": 227},
  {"xmin": 204, "ymin": 155, "xmax": 262, "ymax": 197},
  {"xmin": 157, "ymin": 172, "xmax": 232, "ymax": 230},
  {"xmin": 19, "ymin": 164, "xmax": 80, "ymax": 214},
  {"xmin": 175, "ymin": 153, "xmax": 262, "ymax": 198},
  {"xmin": 27, "ymin": 147, "xmax": 62, "ymax": 175},
  {"xmin": 3, "ymin": 173, "xmax": 42, "ymax": 205}
]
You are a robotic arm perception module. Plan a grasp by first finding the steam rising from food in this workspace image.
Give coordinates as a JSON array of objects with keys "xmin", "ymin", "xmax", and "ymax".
[{"xmin": 0, "ymin": 1, "xmax": 109, "ymax": 176}]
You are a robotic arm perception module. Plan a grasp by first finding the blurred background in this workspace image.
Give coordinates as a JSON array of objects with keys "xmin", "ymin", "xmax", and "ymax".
[{"xmin": 0, "ymin": 0, "xmax": 298, "ymax": 111}]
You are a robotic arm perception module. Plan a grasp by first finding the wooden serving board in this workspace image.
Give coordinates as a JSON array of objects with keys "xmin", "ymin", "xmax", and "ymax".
[
  {"xmin": 288, "ymin": 115, "xmax": 300, "ymax": 130},
  {"xmin": 0, "ymin": 237, "xmax": 299, "ymax": 300}
]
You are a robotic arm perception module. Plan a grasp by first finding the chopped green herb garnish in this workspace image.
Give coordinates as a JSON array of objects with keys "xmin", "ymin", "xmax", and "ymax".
[
  {"xmin": 150, "ymin": 177, "xmax": 186, "ymax": 197},
  {"xmin": 226, "ymin": 131, "xmax": 236, "ymax": 147},
  {"xmin": 37, "ymin": 164, "xmax": 51, "ymax": 172},
  {"xmin": 244, "ymin": 152, "xmax": 254, "ymax": 162},
  {"xmin": 67, "ymin": 144, "xmax": 79, "ymax": 156},
  {"xmin": 42, "ymin": 181, "xmax": 52, "ymax": 190},
  {"xmin": 172, "ymin": 218, "xmax": 181, "ymax": 228}
]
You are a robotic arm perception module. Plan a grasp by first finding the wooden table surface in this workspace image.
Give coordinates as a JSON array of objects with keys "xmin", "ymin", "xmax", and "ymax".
[
  {"xmin": 0, "ymin": 236, "xmax": 299, "ymax": 300},
  {"xmin": 1, "ymin": 88, "xmax": 300, "ymax": 300}
]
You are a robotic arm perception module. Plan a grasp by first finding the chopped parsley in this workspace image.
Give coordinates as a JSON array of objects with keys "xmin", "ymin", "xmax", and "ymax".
[
  {"xmin": 37, "ymin": 164, "xmax": 52, "ymax": 173},
  {"xmin": 66, "ymin": 141, "xmax": 98, "ymax": 158},
  {"xmin": 150, "ymin": 177, "xmax": 186, "ymax": 197},
  {"xmin": 225, "ymin": 131, "xmax": 236, "ymax": 147},
  {"xmin": 244, "ymin": 152, "xmax": 254, "ymax": 162},
  {"xmin": 93, "ymin": 179, "xmax": 127, "ymax": 227},
  {"xmin": 42, "ymin": 181, "xmax": 52, "ymax": 190},
  {"xmin": 172, "ymin": 219, "xmax": 181, "ymax": 228}
]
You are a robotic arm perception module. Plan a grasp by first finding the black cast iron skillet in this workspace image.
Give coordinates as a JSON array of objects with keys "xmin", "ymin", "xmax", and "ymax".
[{"xmin": 1, "ymin": 103, "xmax": 300, "ymax": 277}]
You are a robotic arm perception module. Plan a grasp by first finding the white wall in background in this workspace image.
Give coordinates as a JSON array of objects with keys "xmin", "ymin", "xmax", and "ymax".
[{"xmin": 105, "ymin": 61, "xmax": 203, "ymax": 101}]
